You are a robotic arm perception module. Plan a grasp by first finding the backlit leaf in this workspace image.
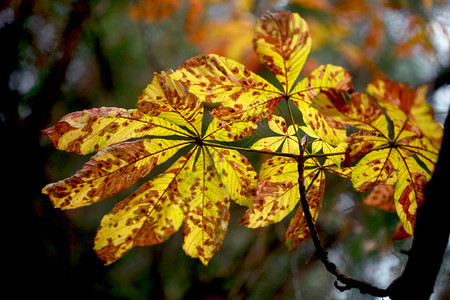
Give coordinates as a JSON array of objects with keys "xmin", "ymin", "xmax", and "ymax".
[
  {"xmin": 181, "ymin": 146, "xmax": 230, "ymax": 265},
  {"xmin": 204, "ymin": 118, "xmax": 257, "ymax": 142},
  {"xmin": 137, "ymin": 71, "xmax": 203, "ymax": 135},
  {"xmin": 241, "ymin": 156, "xmax": 299, "ymax": 227},
  {"xmin": 94, "ymin": 154, "xmax": 189, "ymax": 264},
  {"xmin": 170, "ymin": 53, "xmax": 283, "ymax": 123},
  {"xmin": 43, "ymin": 107, "xmax": 191, "ymax": 155},
  {"xmin": 171, "ymin": 10, "xmax": 353, "ymax": 135},
  {"xmin": 366, "ymin": 78, "xmax": 443, "ymax": 147},
  {"xmin": 43, "ymin": 68, "xmax": 259, "ymax": 265},
  {"xmin": 42, "ymin": 139, "xmax": 189, "ymax": 209},
  {"xmin": 250, "ymin": 115, "xmax": 299, "ymax": 154},
  {"xmin": 312, "ymin": 82, "xmax": 441, "ymax": 235},
  {"xmin": 253, "ymin": 10, "xmax": 311, "ymax": 93},
  {"xmin": 392, "ymin": 153, "xmax": 430, "ymax": 234}
]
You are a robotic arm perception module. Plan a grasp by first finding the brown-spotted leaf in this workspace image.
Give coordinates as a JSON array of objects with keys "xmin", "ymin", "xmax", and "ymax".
[
  {"xmin": 241, "ymin": 156, "xmax": 299, "ymax": 228},
  {"xmin": 42, "ymin": 139, "xmax": 189, "ymax": 209},
  {"xmin": 170, "ymin": 54, "xmax": 283, "ymax": 123},
  {"xmin": 43, "ymin": 107, "xmax": 191, "ymax": 155},
  {"xmin": 207, "ymin": 147, "xmax": 257, "ymax": 207},
  {"xmin": 363, "ymin": 185, "xmax": 396, "ymax": 212},
  {"xmin": 181, "ymin": 146, "xmax": 230, "ymax": 265},
  {"xmin": 311, "ymin": 91, "xmax": 389, "ymax": 137},
  {"xmin": 250, "ymin": 115, "xmax": 299, "ymax": 154},
  {"xmin": 254, "ymin": 10, "xmax": 311, "ymax": 93},
  {"xmin": 290, "ymin": 64, "xmax": 353, "ymax": 105},
  {"xmin": 204, "ymin": 117, "xmax": 257, "ymax": 142},
  {"xmin": 351, "ymin": 148, "xmax": 396, "ymax": 192},
  {"xmin": 344, "ymin": 129, "xmax": 387, "ymax": 165},
  {"xmin": 138, "ymin": 71, "xmax": 203, "ymax": 135},
  {"xmin": 392, "ymin": 153, "xmax": 430, "ymax": 235},
  {"xmin": 366, "ymin": 78, "xmax": 443, "ymax": 147},
  {"xmin": 94, "ymin": 154, "xmax": 190, "ymax": 265}
]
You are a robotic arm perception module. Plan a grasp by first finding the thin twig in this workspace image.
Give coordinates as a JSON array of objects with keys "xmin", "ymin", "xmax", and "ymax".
[{"xmin": 296, "ymin": 142, "xmax": 389, "ymax": 297}]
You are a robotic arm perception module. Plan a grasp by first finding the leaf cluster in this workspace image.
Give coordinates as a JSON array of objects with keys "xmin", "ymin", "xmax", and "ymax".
[{"xmin": 42, "ymin": 11, "xmax": 442, "ymax": 266}]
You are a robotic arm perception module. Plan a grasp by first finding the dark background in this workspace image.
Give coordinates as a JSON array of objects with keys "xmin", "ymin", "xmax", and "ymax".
[{"xmin": 2, "ymin": 0, "xmax": 449, "ymax": 299}]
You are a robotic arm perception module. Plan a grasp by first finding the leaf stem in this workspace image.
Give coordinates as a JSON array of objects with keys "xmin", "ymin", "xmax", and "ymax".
[
  {"xmin": 201, "ymin": 141, "xmax": 298, "ymax": 159},
  {"xmin": 285, "ymin": 97, "xmax": 303, "ymax": 145},
  {"xmin": 305, "ymin": 151, "xmax": 347, "ymax": 160}
]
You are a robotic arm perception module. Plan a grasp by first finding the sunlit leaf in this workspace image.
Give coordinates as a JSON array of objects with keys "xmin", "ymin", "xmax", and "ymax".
[
  {"xmin": 180, "ymin": 146, "xmax": 231, "ymax": 265},
  {"xmin": 171, "ymin": 10, "xmax": 353, "ymax": 136},
  {"xmin": 241, "ymin": 156, "xmax": 299, "ymax": 227},
  {"xmin": 170, "ymin": 53, "xmax": 283, "ymax": 123},
  {"xmin": 42, "ymin": 139, "xmax": 189, "ymax": 209},
  {"xmin": 204, "ymin": 117, "xmax": 257, "ymax": 142},
  {"xmin": 253, "ymin": 10, "xmax": 311, "ymax": 93},
  {"xmin": 43, "ymin": 68, "xmax": 260, "ymax": 265},
  {"xmin": 311, "ymin": 82, "xmax": 441, "ymax": 234},
  {"xmin": 43, "ymin": 107, "xmax": 192, "ymax": 155},
  {"xmin": 94, "ymin": 154, "xmax": 189, "ymax": 264},
  {"xmin": 137, "ymin": 71, "xmax": 203, "ymax": 135},
  {"xmin": 366, "ymin": 78, "xmax": 443, "ymax": 147},
  {"xmin": 250, "ymin": 115, "xmax": 299, "ymax": 154}
]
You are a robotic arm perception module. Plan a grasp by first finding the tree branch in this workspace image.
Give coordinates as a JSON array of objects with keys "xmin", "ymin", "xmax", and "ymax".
[
  {"xmin": 386, "ymin": 104, "xmax": 450, "ymax": 299},
  {"xmin": 296, "ymin": 143, "xmax": 389, "ymax": 297},
  {"xmin": 299, "ymin": 72, "xmax": 450, "ymax": 298}
]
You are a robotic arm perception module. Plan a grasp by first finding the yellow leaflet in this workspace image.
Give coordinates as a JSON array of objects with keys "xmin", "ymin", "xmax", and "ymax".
[
  {"xmin": 138, "ymin": 71, "xmax": 203, "ymax": 135},
  {"xmin": 351, "ymin": 148, "xmax": 395, "ymax": 192},
  {"xmin": 42, "ymin": 139, "xmax": 189, "ymax": 209},
  {"xmin": 203, "ymin": 115, "xmax": 258, "ymax": 206},
  {"xmin": 398, "ymin": 137, "xmax": 439, "ymax": 173},
  {"xmin": 312, "ymin": 91, "xmax": 389, "ymax": 138},
  {"xmin": 203, "ymin": 117, "xmax": 257, "ymax": 142},
  {"xmin": 43, "ymin": 108, "xmax": 191, "ymax": 155},
  {"xmin": 241, "ymin": 156, "xmax": 299, "ymax": 227},
  {"xmin": 181, "ymin": 147, "xmax": 230, "ymax": 265},
  {"xmin": 170, "ymin": 54, "xmax": 282, "ymax": 122},
  {"xmin": 251, "ymin": 115, "xmax": 290, "ymax": 152},
  {"xmin": 251, "ymin": 136, "xmax": 285, "ymax": 152},
  {"xmin": 94, "ymin": 155, "xmax": 188, "ymax": 265},
  {"xmin": 366, "ymin": 78, "xmax": 443, "ymax": 147},
  {"xmin": 207, "ymin": 147, "xmax": 257, "ymax": 207},
  {"xmin": 254, "ymin": 11, "xmax": 311, "ymax": 93},
  {"xmin": 283, "ymin": 124, "xmax": 301, "ymax": 154},
  {"xmin": 250, "ymin": 115, "xmax": 300, "ymax": 154},
  {"xmin": 297, "ymin": 101, "xmax": 348, "ymax": 146},
  {"xmin": 290, "ymin": 64, "xmax": 353, "ymax": 104},
  {"xmin": 392, "ymin": 152, "xmax": 430, "ymax": 235}
]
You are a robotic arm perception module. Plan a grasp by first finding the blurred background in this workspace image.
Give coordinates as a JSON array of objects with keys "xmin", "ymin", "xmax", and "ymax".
[{"xmin": 2, "ymin": 0, "xmax": 449, "ymax": 299}]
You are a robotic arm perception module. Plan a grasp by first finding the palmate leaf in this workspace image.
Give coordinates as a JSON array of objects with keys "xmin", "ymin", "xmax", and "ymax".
[
  {"xmin": 253, "ymin": 10, "xmax": 311, "ymax": 93},
  {"xmin": 366, "ymin": 78, "xmax": 443, "ymax": 147},
  {"xmin": 250, "ymin": 115, "xmax": 300, "ymax": 153},
  {"xmin": 43, "ymin": 71, "xmax": 258, "ymax": 265},
  {"xmin": 42, "ymin": 107, "xmax": 192, "ymax": 155},
  {"xmin": 311, "ymin": 83, "xmax": 441, "ymax": 234},
  {"xmin": 42, "ymin": 139, "xmax": 190, "ymax": 209},
  {"xmin": 170, "ymin": 10, "xmax": 352, "ymax": 151},
  {"xmin": 241, "ymin": 153, "xmax": 351, "ymax": 249}
]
